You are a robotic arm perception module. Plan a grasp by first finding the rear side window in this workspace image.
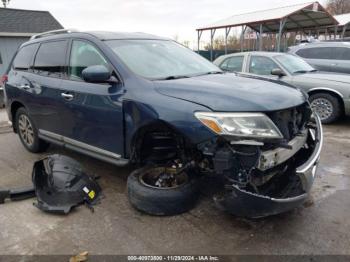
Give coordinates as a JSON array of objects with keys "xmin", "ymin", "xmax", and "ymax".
[
  {"xmin": 12, "ymin": 44, "xmax": 39, "ymax": 71},
  {"xmin": 296, "ymin": 47, "xmax": 349, "ymax": 60},
  {"xmin": 220, "ymin": 56, "xmax": 244, "ymax": 72},
  {"xmin": 33, "ymin": 41, "xmax": 67, "ymax": 77},
  {"xmin": 69, "ymin": 40, "xmax": 108, "ymax": 80}
]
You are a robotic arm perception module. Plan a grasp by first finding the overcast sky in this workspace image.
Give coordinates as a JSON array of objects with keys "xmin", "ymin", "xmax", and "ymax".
[{"xmin": 9, "ymin": 0, "xmax": 327, "ymax": 45}]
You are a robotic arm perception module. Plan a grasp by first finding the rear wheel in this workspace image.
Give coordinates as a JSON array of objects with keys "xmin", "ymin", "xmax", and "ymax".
[
  {"xmin": 310, "ymin": 93, "xmax": 342, "ymax": 124},
  {"xmin": 15, "ymin": 107, "xmax": 49, "ymax": 153},
  {"xmin": 127, "ymin": 166, "xmax": 199, "ymax": 216}
]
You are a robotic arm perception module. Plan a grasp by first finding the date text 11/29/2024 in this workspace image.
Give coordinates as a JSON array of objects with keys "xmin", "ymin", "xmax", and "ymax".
[{"xmin": 128, "ymin": 256, "xmax": 220, "ymax": 261}]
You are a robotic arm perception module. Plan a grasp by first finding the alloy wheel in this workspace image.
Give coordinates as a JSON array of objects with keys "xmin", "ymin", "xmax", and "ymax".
[
  {"xmin": 311, "ymin": 98, "xmax": 334, "ymax": 121},
  {"xmin": 18, "ymin": 114, "xmax": 35, "ymax": 147}
]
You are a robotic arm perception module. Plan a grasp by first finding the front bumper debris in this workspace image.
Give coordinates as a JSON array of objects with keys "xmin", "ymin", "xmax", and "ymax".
[{"xmin": 214, "ymin": 116, "xmax": 323, "ymax": 218}]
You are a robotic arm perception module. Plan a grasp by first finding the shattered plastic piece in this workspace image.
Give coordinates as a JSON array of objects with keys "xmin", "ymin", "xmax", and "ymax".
[
  {"xmin": 0, "ymin": 186, "xmax": 35, "ymax": 204},
  {"xmin": 32, "ymin": 155, "xmax": 102, "ymax": 214}
]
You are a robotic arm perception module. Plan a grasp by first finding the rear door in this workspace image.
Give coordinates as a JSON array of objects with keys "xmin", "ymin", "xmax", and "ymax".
[
  {"xmin": 29, "ymin": 40, "xmax": 68, "ymax": 135},
  {"xmin": 332, "ymin": 46, "xmax": 350, "ymax": 74},
  {"xmin": 59, "ymin": 39, "xmax": 124, "ymax": 155},
  {"xmin": 295, "ymin": 46, "xmax": 349, "ymax": 73}
]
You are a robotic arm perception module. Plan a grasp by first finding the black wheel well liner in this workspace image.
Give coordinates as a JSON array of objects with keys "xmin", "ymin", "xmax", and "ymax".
[
  {"xmin": 10, "ymin": 101, "xmax": 25, "ymax": 133},
  {"xmin": 308, "ymin": 89, "xmax": 344, "ymax": 114},
  {"xmin": 129, "ymin": 120, "xmax": 193, "ymax": 164}
]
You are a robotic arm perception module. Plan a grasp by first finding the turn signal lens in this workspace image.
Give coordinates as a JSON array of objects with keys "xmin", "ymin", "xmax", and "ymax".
[{"xmin": 197, "ymin": 118, "xmax": 223, "ymax": 134}]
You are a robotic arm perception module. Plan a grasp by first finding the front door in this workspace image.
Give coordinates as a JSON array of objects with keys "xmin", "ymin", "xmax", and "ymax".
[{"xmin": 60, "ymin": 39, "xmax": 124, "ymax": 156}]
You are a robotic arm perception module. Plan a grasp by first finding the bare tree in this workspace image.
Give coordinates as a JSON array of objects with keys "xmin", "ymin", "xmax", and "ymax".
[
  {"xmin": 2, "ymin": 0, "xmax": 10, "ymax": 8},
  {"xmin": 326, "ymin": 0, "xmax": 350, "ymax": 15}
]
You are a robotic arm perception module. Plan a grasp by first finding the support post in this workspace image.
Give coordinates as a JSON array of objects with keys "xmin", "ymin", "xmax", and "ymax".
[
  {"xmin": 334, "ymin": 25, "xmax": 338, "ymax": 39},
  {"xmin": 240, "ymin": 25, "xmax": 247, "ymax": 52},
  {"xmin": 277, "ymin": 19, "xmax": 286, "ymax": 52},
  {"xmin": 259, "ymin": 24, "xmax": 263, "ymax": 51},
  {"xmin": 197, "ymin": 30, "xmax": 202, "ymax": 53},
  {"xmin": 224, "ymin": 27, "xmax": 231, "ymax": 54},
  {"xmin": 210, "ymin": 29, "xmax": 216, "ymax": 61},
  {"xmin": 342, "ymin": 25, "xmax": 347, "ymax": 39}
]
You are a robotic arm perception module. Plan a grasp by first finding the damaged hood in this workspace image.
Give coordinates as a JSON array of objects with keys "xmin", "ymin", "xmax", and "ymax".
[{"xmin": 154, "ymin": 74, "xmax": 306, "ymax": 112}]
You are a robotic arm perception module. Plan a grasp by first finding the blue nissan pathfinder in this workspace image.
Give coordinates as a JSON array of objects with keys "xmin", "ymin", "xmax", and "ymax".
[{"xmin": 3, "ymin": 30, "xmax": 323, "ymax": 217}]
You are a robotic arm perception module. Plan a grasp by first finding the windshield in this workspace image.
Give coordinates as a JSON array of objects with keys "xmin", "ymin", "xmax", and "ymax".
[
  {"xmin": 106, "ymin": 39, "xmax": 220, "ymax": 79},
  {"xmin": 275, "ymin": 54, "xmax": 315, "ymax": 74}
]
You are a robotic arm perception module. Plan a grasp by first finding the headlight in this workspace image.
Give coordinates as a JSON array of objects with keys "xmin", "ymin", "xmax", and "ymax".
[{"xmin": 195, "ymin": 112, "xmax": 283, "ymax": 139}]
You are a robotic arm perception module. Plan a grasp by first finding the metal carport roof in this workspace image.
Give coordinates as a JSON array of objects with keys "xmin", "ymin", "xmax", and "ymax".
[
  {"xmin": 197, "ymin": 1, "xmax": 338, "ymax": 32},
  {"xmin": 335, "ymin": 13, "xmax": 350, "ymax": 26},
  {"xmin": 196, "ymin": 1, "xmax": 338, "ymax": 60}
]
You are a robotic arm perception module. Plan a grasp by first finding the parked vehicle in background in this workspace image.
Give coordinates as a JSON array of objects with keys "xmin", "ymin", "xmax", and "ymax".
[
  {"xmin": 288, "ymin": 42, "xmax": 350, "ymax": 74},
  {"xmin": 214, "ymin": 52, "xmax": 350, "ymax": 124},
  {"xmin": 3, "ymin": 30, "xmax": 322, "ymax": 218},
  {"xmin": 0, "ymin": 78, "xmax": 5, "ymax": 108}
]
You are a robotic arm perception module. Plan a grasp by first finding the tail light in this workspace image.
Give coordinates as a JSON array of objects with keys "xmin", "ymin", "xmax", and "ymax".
[{"xmin": 0, "ymin": 74, "xmax": 8, "ymax": 85}]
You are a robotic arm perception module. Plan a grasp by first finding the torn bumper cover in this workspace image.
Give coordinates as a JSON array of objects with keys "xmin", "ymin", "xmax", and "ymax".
[
  {"xmin": 32, "ymin": 155, "xmax": 102, "ymax": 214},
  {"xmin": 214, "ymin": 116, "xmax": 323, "ymax": 218}
]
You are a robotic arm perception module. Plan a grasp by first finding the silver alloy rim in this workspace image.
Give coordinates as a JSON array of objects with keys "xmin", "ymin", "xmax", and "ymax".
[
  {"xmin": 18, "ymin": 115, "xmax": 34, "ymax": 146},
  {"xmin": 311, "ymin": 98, "xmax": 333, "ymax": 120}
]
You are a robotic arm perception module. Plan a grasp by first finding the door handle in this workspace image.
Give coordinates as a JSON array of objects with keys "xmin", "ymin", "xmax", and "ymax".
[{"xmin": 61, "ymin": 92, "xmax": 74, "ymax": 101}]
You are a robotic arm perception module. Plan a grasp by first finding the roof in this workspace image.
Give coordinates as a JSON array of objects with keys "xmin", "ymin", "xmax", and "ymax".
[
  {"xmin": 23, "ymin": 30, "xmax": 170, "ymax": 46},
  {"xmin": 197, "ymin": 1, "xmax": 338, "ymax": 32},
  {"xmin": 0, "ymin": 8, "xmax": 63, "ymax": 36},
  {"xmin": 334, "ymin": 13, "xmax": 350, "ymax": 26},
  {"xmin": 86, "ymin": 31, "xmax": 170, "ymax": 41}
]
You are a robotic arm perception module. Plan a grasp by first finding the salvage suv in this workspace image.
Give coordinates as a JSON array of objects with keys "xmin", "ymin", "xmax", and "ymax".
[{"xmin": 3, "ymin": 30, "xmax": 323, "ymax": 218}]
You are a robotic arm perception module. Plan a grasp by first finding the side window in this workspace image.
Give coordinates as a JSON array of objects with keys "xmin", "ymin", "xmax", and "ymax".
[
  {"xmin": 69, "ymin": 40, "xmax": 108, "ymax": 80},
  {"xmin": 33, "ymin": 41, "xmax": 67, "ymax": 77},
  {"xmin": 12, "ymin": 44, "xmax": 39, "ymax": 71},
  {"xmin": 221, "ymin": 56, "xmax": 244, "ymax": 72},
  {"xmin": 249, "ymin": 56, "xmax": 279, "ymax": 75},
  {"xmin": 296, "ymin": 47, "xmax": 334, "ymax": 60},
  {"xmin": 334, "ymin": 47, "xmax": 350, "ymax": 60}
]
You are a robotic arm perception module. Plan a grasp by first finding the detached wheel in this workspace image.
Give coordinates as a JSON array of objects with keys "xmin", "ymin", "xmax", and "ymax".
[
  {"xmin": 127, "ymin": 166, "xmax": 199, "ymax": 216},
  {"xmin": 310, "ymin": 93, "xmax": 342, "ymax": 124},
  {"xmin": 15, "ymin": 107, "xmax": 49, "ymax": 153}
]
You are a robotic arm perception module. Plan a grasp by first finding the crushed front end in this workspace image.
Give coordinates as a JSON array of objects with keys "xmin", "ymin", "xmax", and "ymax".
[{"xmin": 196, "ymin": 103, "xmax": 323, "ymax": 218}]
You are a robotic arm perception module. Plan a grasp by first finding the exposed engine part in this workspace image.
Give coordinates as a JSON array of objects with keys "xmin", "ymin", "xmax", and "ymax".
[
  {"xmin": 267, "ymin": 102, "xmax": 311, "ymax": 141},
  {"xmin": 258, "ymin": 129, "xmax": 308, "ymax": 171},
  {"xmin": 212, "ymin": 145, "xmax": 261, "ymax": 188}
]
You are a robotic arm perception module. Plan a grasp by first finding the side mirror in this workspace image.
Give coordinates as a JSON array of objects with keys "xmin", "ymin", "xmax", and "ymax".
[
  {"xmin": 82, "ymin": 65, "xmax": 116, "ymax": 83},
  {"xmin": 271, "ymin": 68, "xmax": 286, "ymax": 77}
]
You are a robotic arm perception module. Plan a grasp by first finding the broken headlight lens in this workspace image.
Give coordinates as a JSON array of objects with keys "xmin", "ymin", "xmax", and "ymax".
[{"xmin": 195, "ymin": 112, "xmax": 283, "ymax": 139}]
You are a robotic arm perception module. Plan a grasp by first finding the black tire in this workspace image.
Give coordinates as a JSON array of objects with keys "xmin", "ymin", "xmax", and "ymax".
[
  {"xmin": 15, "ymin": 107, "xmax": 49, "ymax": 153},
  {"xmin": 127, "ymin": 166, "xmax": 199, "ymax": 216},
  {"xmin": 309, "ymin": 93, "xmax": 342, "ymax": 124}
]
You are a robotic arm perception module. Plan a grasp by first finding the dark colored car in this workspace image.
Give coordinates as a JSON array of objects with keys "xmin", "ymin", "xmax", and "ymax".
[
  {"xmin": 214, "ymin": 51, "xmax": 350, "ymax": 124},
  {"xmin": 3, "ymin": 30, "xmax": 322, "ymax": 218},
  {"xmin": 288, "ymin": 42, "xmax": 350, "ymax": 74}
]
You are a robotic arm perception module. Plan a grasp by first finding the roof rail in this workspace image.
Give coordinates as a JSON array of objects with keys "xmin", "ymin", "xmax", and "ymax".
[{"xmin": 30, "ymin": 29, "xmax": 78, "ymax": 40}]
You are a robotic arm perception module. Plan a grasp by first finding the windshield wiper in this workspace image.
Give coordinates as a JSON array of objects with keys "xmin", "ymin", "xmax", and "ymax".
[
  {"xmin": 200, "ymin": 71, "xmax": 224, "ymax": 75},
  {"xmin": 294, "ymin": 69, "xmax": 318, "ymax": 74},
  {"xmin": 160, "ymin": 75, "xmax": 191, "ymax": 80},
  {"xmin": 293, "ymin": 70, "xmax": 308, "ymax": 74}
]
